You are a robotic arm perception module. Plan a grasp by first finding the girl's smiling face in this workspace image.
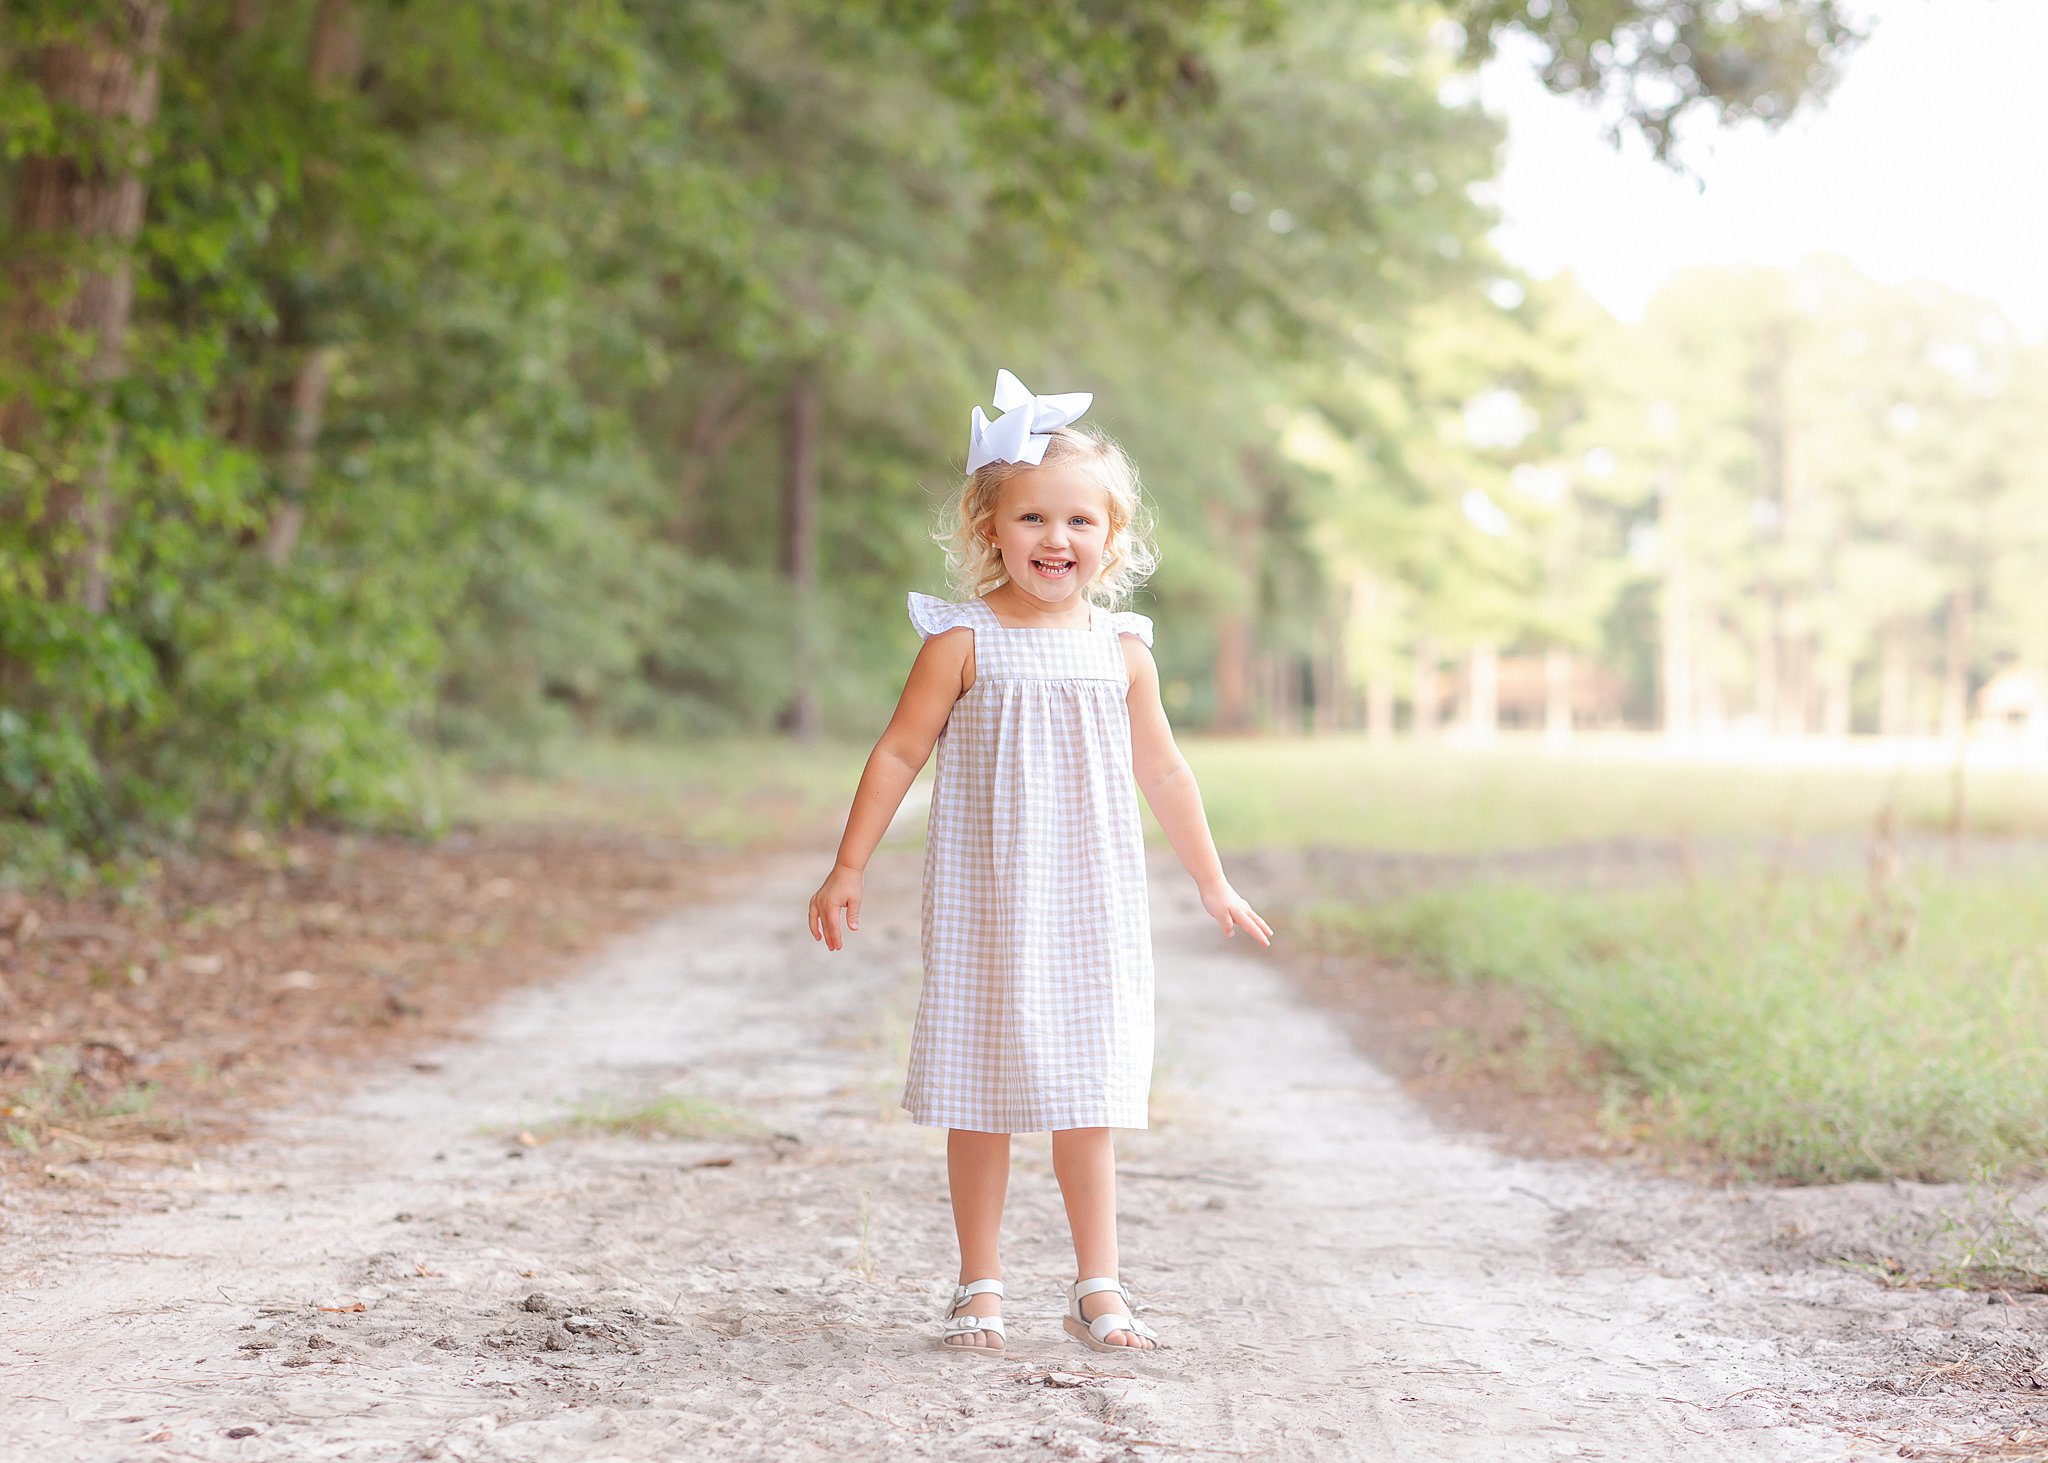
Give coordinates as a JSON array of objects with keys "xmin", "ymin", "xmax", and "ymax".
[{"xmin": 985, "ymin": 465, "xmax": 1114, "ymax": 608}]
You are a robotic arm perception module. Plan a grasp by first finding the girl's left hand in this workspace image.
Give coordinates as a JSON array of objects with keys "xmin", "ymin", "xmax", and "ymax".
[{"xmin": 1200, "ymin": 882, "xmax": 1273, "ymax": 946}]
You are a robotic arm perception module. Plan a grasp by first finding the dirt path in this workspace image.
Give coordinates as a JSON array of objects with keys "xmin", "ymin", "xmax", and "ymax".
[{"xmin": 0, "ymin": 847, "xmax": 2031, "ymax": 1460}]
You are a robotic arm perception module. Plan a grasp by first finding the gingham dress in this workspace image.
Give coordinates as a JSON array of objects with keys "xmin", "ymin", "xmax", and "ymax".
[{"xmin": 901, "ymin": 591, "xmax": 1156, "ymax": 1133}]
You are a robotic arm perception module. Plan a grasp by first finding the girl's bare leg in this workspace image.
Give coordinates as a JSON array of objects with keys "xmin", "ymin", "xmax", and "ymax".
[
  {"xmin": 1050, "ymin": 1126, "xmax": 1154, "ymax": 1348},
  {"xmin": 946, "ymin": 1128, "xmax": 1010, "ymax": 1348}
]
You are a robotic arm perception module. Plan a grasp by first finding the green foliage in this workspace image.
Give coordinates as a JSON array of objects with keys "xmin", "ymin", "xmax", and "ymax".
[
  {"xmin": 0, "ymin": 0, "xmax": 1867, "ymax": 864},
  {"xmin": 1, "ymin": 1043, "xmax": 162, "ymax": 1153},
  {"xmin": 1450, "ymin": 0, "xmax": 1863, "ymax": 160}
]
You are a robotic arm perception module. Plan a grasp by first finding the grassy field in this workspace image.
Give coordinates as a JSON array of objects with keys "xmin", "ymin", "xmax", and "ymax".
[
  {"xmin": 441, "ymin": 737, "xmax": 870, "ymax": 848},
  {"xmin": 2, "ymin": 736, "xmax": 871, "ymax": 890},
  {"xmin": 1299, "ymin": 868, "xmax": 2048, "ymax": 1184},
  {"xmin": 1178, "ymin": 736, "xmax": 2048, "ymax": 851},
  {"xmin": 1163, "ymin": 736, "xmax": 2048, "ymax": 1190},
  {"xmin": 443, "ymin": 732, "xmax": 2048, "ymax": 858},
  {"xmin": 15, "ymin": 731, "xmax": 2047, "ymax": 879}
]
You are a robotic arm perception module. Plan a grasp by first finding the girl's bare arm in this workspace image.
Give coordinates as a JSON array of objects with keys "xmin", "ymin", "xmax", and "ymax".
[
  {"xmin": 808, "ymin": 628, "xmax": 970, "ymax": 949},
  {"xmin": 1123, "ymin": 635, "xmax": 1274, "ymax": 945}
]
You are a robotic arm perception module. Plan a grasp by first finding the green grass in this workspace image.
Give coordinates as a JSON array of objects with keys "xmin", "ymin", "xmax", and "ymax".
[
  {"xmin": 440, "ymin": 732, "xmax": 2048, "ymax": 857},
  {"xmin": 1300, "ymin": 867, "xmax": 2048, "ymax": 1184},
  {"xmin": 441, "ymin": 736, "xmax": 869, "ymax": 848},
  {"xmin": 2, "ymin": 1048, "xmax": 162, "ymax": 1153},
  {"xmin": 1920, "ymin": 1186, "xmax": 2048, "ymax": 1292},
  {"xmin": 529, "ymin": 1090, "xmax": 767, "ymax": 1142},
  {"xmin": 1177, "ymin": 736, "xmax": 2048, "ymax": 851},
  {"xmin": 7, "ymin": 734, "xmax": 871, "ymax": 885}
]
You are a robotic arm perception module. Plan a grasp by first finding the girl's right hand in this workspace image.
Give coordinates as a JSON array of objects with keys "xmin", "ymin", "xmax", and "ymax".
[{"xmin": 808, "ymin": 864, "xmax": 864, "ymax": 951}]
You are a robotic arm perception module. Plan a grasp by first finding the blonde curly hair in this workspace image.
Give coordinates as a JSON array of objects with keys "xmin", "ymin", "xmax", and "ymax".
[{"xmin": 933, "ymin": 423, "xmax": 1159, "ymax": 609}]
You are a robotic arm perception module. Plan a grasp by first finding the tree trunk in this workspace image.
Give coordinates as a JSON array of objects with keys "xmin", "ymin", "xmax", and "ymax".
[
  {"xmin": 1466, "ymin": 640, "xmax": 1497, "ymax": 743},
  {"xmin": 308, "ymin": 0, "xmax": 363, "ymax": 84},
  {"xmin": 1755, "ymin": 608, "xmax": 1779, "ymax": 735},
  {"xmin": 1367, "ymin": 670, "xmax": 1394, "ymax": 743},
  {"xmin": 1253, "ymin": 652, "xmax": 1292, "ymax": 733},
  {"xmin": 261, "ymin": 0, "xmax": 362, "ymax": 568},
  {"xmin": 1782, "ymin": 630, "xmax": 1811, "ymax": 737},
  {"xmin": 1820, "ymin": 657, "xmax": 1851, "ymax": 739},
  {"xmin": 1349, "ymin": 571, "xmax": 1393, "ymax": 741},
  {"xmin": 671, "ymin": 377, "xmax": 762, "ymax": 544},
  {"xmin": 1209, "ymin": 496, "xmax": 1255, "ymax": 732},
  {"xmin": 1692, "ymin": 612, "xmax": 1725, "ymax": 735},
  {"xmin": 1543, "ymin": 645, "xmax": 1573, "ymax": 746},
  {"xmin": 1759, "ymin": 318, "xmax": 1799, "ymax": 738},
  {"xmin": 1411, "ymin": 634, "xmax": 1439, "ymax": 739},
  {"xmin": 262, "ymin": 345, "xmax": 331, "ymax": 566},
  {"xmin": 1312, "ymin": 617, "xmax": 1341, "ymax": 734},
  {"xmin": 1657, "ymin": 467, "xmax": 1692, "ymax": 739},
  {"xmin": 779, "ymin": 367, "xmax": 822, "ymax": 740},
  {"xmin": 1213, "ymin": 612, "xmax": 1252, "ymax": 732},
  {"xmin": 1879, "ymin": 619, "xmax": 1911, "ymax": 738},
  {"xmin": 1941, "ymin": 588, "xmax": 1971, "ymax": 741},
  {"xmin": 2, "ymin": 1, "xmax": 169, "ymax": 610},
  {"xmin": 1277, "ymin": 653, "xmax": 1301, "ymax": 733},
  {"xmin": 1359, "ymin": 573, "xmax": 1392, "ymax": 741}
]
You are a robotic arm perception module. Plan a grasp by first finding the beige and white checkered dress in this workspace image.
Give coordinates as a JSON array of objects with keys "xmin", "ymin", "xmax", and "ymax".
[{"xmin": 901, "ymin": 591, "xmax": 1156, "ymax": 1133}]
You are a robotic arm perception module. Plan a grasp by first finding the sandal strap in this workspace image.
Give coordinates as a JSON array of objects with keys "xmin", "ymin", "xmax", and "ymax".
[
  {"xmin": 1083, "ymin": 1308, "xmax": 1160, "ymax": 1343},
  {"xmin": 1070, "ymin": 1276, "xmax": 1126, "ymax": 1303},
  {"xmin": 943, "ymin": 1312, "xmax": 1006, "ymax": 1339},
  {"xmin": 1085, "ymin": 1310, "xmax": 1138, "ymax": 1344},
  {"xmin": 1071, "ymin": 1276, "xmax": 1159, "ymax": 1343},
  {"xmin": 944, "ymin": 1278, "xmax": 1004, "ymax": 1317}
]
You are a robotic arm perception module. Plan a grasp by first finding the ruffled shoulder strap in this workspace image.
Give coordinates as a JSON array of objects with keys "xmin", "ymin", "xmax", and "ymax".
[
  {"xmin": 907, "ymin": 591, "xmax": 975, "ymax": 640},
  {"xmin": 1108, "ymin": 609, "xmax": 1153, "ymax": 648}
]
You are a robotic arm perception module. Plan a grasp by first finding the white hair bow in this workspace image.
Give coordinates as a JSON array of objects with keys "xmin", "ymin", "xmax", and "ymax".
[{"xmin": 965, "ymin": 368, "xmax": 1093, "ymax": 473}]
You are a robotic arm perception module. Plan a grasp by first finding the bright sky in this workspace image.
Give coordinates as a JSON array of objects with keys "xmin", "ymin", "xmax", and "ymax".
[{"xmin": 1477, "ymin": 0, "xmax": 2048, "ymax": 338}]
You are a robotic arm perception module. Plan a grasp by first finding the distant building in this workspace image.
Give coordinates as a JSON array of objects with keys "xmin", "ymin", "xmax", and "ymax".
[
  {"xmin": 1976, "ymin": 667, "xmax": 2048, "ymax": 744},
  {"xmin": 1486, "ymin": 654, "xmax": 1629, "ymax": 731}
]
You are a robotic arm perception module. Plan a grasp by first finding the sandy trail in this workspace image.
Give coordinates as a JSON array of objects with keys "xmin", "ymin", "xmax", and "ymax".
[{"xmin": 0, "ymin": 844, "xmax": 2030, "ymax": 1461}]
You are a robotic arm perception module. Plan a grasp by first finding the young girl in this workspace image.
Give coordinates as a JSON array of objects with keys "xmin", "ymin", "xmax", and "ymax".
[{"xmin": 807, "ymin": 369, "xmax": 1272, "ymax": 1356}]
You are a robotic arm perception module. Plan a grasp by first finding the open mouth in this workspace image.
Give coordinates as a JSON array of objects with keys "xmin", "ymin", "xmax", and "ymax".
[{"xmin": 1031, "ymin": 558, "xmax": 1075, "ymax": 579}]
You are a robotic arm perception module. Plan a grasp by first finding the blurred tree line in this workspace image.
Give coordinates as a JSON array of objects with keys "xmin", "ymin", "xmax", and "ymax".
[
  {"xmin": 1305, "ymin": 258, "xmax": 2048, "ymax": 746},
  {"xmin": 2, "ymin": 0, "xmax": 1870, "ymax": 858}
]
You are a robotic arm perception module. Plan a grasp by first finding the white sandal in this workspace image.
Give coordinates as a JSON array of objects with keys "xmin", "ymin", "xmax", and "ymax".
[
  {"xmin": 1063, "ymin": 1276, "xmax": 1162, "ymax": 1352},
  {"xmin": 939, "ymin": 1278, "xmax": 1006, "ymax": 1355}
]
